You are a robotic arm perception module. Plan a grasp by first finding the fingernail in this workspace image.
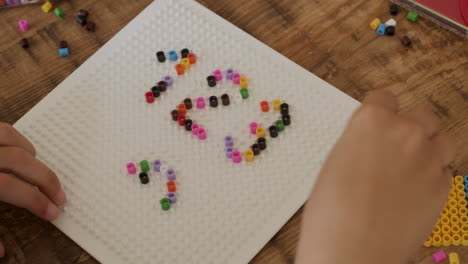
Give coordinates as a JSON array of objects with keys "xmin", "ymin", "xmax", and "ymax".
[
  {"xmin": 46, "ymin": 203, "xmax": 59, "ymax": 220},
  {"xmin": 54, "ymin": 190, "xmax": 67, "ymax": 206}
]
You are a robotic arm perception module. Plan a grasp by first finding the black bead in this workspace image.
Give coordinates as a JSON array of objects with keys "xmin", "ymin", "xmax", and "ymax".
[
  {"xmin": 156, "ymin": 51, "xmax": 166, "ymax": 62},
  {"xmin": 269, "ymin": 125, "xmax": 278, "ymax": 138},
  {"xmin": 171, "ymin": 110, "xmax": 179, "ymax": 121},
  {"xmin": 385, "ymin": 26, "xmax": 395, "ymax": 36},
  {"xmin": 75, "ymin": 15, "xmax": 87, "ymax": 26},
  {"xmin": 184, "ymin": 119, "xmax": 193, "ymax": 131},
  {"xmin": 20, "ymin": 38, "xmax": 29, "ymax": 49},
  {"xmin": 184, "ymin": 98, "xmax": 193, "ymax": 109},
  {"xmin": 152, "ymin": 87, "xmax": 161, "ymax": 98},
  {"xmin": 221, "ymin": 94, "xmax": 230, "ymax": 106},
  {"xmin": 282, "ymin": 114, "xmax": 291, "ymax": 126},
  {"xmin": 209, "ymin": 96, "xmax": 218, "ymax": 107},
  {"xmin": 251, "ymin": 144, "xmax": 260, "ymax": 155},
  {"xmin": 257, "ymin": 138, "xmax": 267, "ymax": 150},
  {"xmin": 389, "ymin": 4, "xmax": 399, "ymax": 15},
  {"xmin": 59, "ymin": 40, "xmax": 68, "ymax": 49},
  {"xmin": 181, "ymin": 48, "xmax": 190, "ymax": 58},
  {"xmin": 280, "ymin": 103, "xmax": 289, "ymax": 110},
  {"xmin": 86, "ymin": 21, "xmax": 96, "ymax": 32},
  {"xmin": 139, "ymin": 172, "xmax": 149, "ymax": 184},
  {"xmin": 77, "ymin": 9, "xmax": 89, "ymax": 18},
  {"xmin": 207, "ymin": 76, "xmax": 216, "ymax": 87},
  {"xmin": 158, "ymin": 81, "xmax": 167, "ymax": 92}
]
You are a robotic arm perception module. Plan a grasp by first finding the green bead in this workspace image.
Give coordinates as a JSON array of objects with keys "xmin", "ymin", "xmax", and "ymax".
[
  {"xmin": 140, "ymin": 160, "xmax": 150, "ymax": 172},
  {"xmin": 275, "ymin": 120, "xmax": 284, "ymax": 132},
  {"xmin": 55, "ymin": 8, "xmax": 64, "ymax": 18},
  {"xmin": 160, "ymin": 198, "xmax": 171, "ymax": 211},
  {"xmin": 240, "ymin": 88, "xmax": 249, "ymax": 99},
  {"xmin": 407, "ymin": 11, "xmax": 418, "ymax": 22}
]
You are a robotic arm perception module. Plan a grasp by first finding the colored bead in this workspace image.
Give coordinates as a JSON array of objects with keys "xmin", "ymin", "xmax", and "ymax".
[
  {"xmin": 385, "ymin": 18, "xmax": 397, "ymax": 26},
  {"xmin": 184, "ymin": 119, "xmax": 193, "ymax": 131},
  {"xmin": 178, "ymin": 115, "xmax": 186, "ymax": 126},
  {"xmin": 77, "ymin": 9, "xmax": 89, "ymax": 18},
  {"xmin": 449, "ymin": 252, "xmax": 459, "ymax": 264},
  {"xmin": 209, "ymin": 96, "xmax": 218, "ymax": 107},
  {"xmin": 164, "ymin": 76, "xmax": 173, "ymax": 86},
  {"xmin": 272, "ymin": 99, "xmax": 281, "ymax": 111},
  {"xmin": 145, "ymin": 91, "xmax": 154, "ymax": 104},
  {"xmin": 221, "ymin": 94, "xmax": 230, "ymax": 106},
  {"xmin": 232, "ymin": 73, "xmax": 240, "ymax": 85},
  {"xmin": 239, "ymin": 77, "xmax": 248, "ymax": 88},
  {"xmin": 151, "ymin": 86, "xmax": 161, "ymax": 98},
  {"xmin": 187, "ymin": 53, "xmax": 197, "ymax": 64},
  {"xmin": 225, "ymin": 136, "xmax": 234, "ymax": 147},
  {"xmin": 167, "ymin": 181, "xmax": 176, "ymax": 192},
  {"xmin": 166, "ymin": 169, "xmax": 176, "ymax": 181},
  {"xmin": 269, "ymin": 125, "xmax": 278, "ymax": 138},
  {"xmin": 251, "ymin": 144, "xmax": 260, "ymax": 155},
  {"xmin": 280, "ymin": 103, "xmax": 289, "ymax": 115},
  {"xmin": 207, "ymin": 75, "xmax": 217, "ymax": 87},
  {"xmin": 370, "ymin": 18, "xmax": 381, "ymax": 30},
  {"xmin": 432, "ymin": 251, "xmax": 447, "ymax": 263},
  {"xmin": 181, "ymin": 58, "xmax": 191, "ymax": 69},
  {"xmin": 126, "ymin": 163, "xmax": 137, "ymax": 175},
  {"xmin": 389, "ymin": 4, "xmax": 399, "ymax": 15},
  {"xmin": 85, "ymin": 22, "xmax": 96, "ymax": 32},
  {"xmin": 167, "ymin": 192, "xmax": 177, "ymax": 204},
  {"xmin": 156, "ymin": 51, "xmax": 166, "ymax": 62},
  {"xmin": 168, "ymin": 50, "xmax": 178, "ymax": 61},
  {"xmin": 401, "ymin": 35, "xmax": 411, "ymax": 46},
  {"xmin": 59, "ymin": 48, "xmax": 69, "ymax": 57},
  {"xmin": 226, "ymin": 69, "xmax": 234, "ymax": 80},
  {"xmin": 260, "ymin": 101, "xmax": 269, "ymax": 112},
  {"xmin": 191, "ymin": 123, "xmax": 200, "ymax": 135},
  {"xmin": 257, "ymin": 137, "xmax": 267, "ymax": 150},
  {"xmin": 198, "ymin": 128, "xmax": 207, "ymax": 140},
  {"xmin": 178, "ymin": 104, "xmax": 187, "ymax": 115},
  {"xmin": 256, "ymin": 127, "xmax": 265, "ymax": 138},
  {"xmin": 159, "ymin": 164, "xmax": 169, "ymax": 175},
  {"xmin": 196, "ymin": 97, "xmax": 206, "ymax": 109},
  {"xmin": 59, "ymin": 40, "xmax": 68, "ymax": 49},
  {"xmin": 240, "ymin": 88, "xmax": 249, "ymax": 99},
  {"xmin": 171, "ymin": 110, "xmax": 179, "ymax": 121},
  {"xmin": 376, "ymin": 24, "xmax": 386, "ymax": 35},
  {"xmin": 275, "ymin": 120, "xmax": 285, "ymax": 132},
  {"xmin": 183, "ymin": 98, "xmax": 193, "ymax": 109},
  {"xmin": 225, "ymin": 147, "xmax": 234, "ymax": 159},
  {"xmin": 139, "ymin": 172, "xmax": 149, "ymax": 184},
  {"xmin": 153, "ymin": 160, "xmax": 162, "ymax": 172},
  {"xmin": 213, "ymin": 70, "xmax": 223, "ymax": 81},
  {"xmin": 75, "ymin": 15, "xmax": 87, "ymax": 26},
  {"xmin": 18, "ymin": 19, "xmax": 28, "ymax": 32},
  {"xmin": 140, "ymin": 160, "xmax": 150, "ymax": 172},
  {"xmin": 160, "ymin": 198, "xmax": 171, "ymax": 210},
  {"xmin": 407, "ymin": 11, "xmax": 418, "ymax": 22},
  {"xmin": 232, "ymin": 151, "xmax": 242, "ymax": 163},
  {"xmin": 245, "ymin": 150, "xmax": 254, "ymax": 162},
  {"xmin": 181, "ymin": 48, "xmax": 189, "ymax": 58},
  {"xmin": 249, "ymin": 122, "xmax": 258, "ymax": 135},
  {"xmin": 19, "ymin": 38, "xmax": 29, "ymax": 49},
  {"xmin": 385, "ymin": 26, "xmax": 395, "ymax": 36},
  {"xmin": 41, "ymin": 1, "xmax": 52, "ymax": 12},
  {"xmin": 175, "ymin": 64, "xmax": 185, "ymax": 75}
]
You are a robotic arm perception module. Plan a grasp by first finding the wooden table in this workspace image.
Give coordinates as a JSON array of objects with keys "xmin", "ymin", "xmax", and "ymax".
[{"xmin": 0, "ymin": 0, "xmax": 466, "ymax": 263}]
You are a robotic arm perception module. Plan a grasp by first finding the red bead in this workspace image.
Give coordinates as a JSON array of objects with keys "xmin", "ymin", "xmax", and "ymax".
[
  {"xmin": 175, "ymin": 64, "xmax": 185, "ymax": 75},
  {"xmin": 145, "ymin": 91, "xmax": 154, "ymax": 104},
  {"xmin": 167, "ymin": 181, "xmax": 176, "ymax": 192},
  {"xmin": 260, "ymin": 101, "xmax": 269, "ymax": 112},
  {"xmin": 178, "ymin": 115, "xmax": 186, "ymax": 126},
  {"xmin": 187, "ymin": 53, "xmax": 197, "ymax": 64}
]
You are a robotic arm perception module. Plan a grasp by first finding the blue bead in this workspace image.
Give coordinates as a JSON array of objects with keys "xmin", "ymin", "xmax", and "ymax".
[
  {"xmin": 59, "ymin": 48, "xmax": 69, "ymax": 57},
  {"xmin": 464, "ymin": 175, "xmax": 468, "ymax": 183},
  {"xmin": 465, "ymin": 184, "xmax": 468, "ymax": 191},
  {"xmin": 168, "ymin": 50, "xmax": 178, "ymax": 61},
  {"xmin": 376, "ymin": 24, "xmax": 387, "ymax": 36}
]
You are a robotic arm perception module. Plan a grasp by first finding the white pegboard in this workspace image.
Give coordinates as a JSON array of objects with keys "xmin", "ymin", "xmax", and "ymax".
[{"xmin": 14, "ymin": 0, "xmax": 359, "ymax": 263}]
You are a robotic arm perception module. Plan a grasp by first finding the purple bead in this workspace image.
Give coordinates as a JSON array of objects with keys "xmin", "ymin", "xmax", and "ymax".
[
  {"xmin": 166, "ymin": 169, "xmax": 176, "ymax": 181},
  {"xmin": 167, "ymin": 192, "xmax": 177, "ymax": 204},
  {"xmin": 164, "ymin": 76, "xmax": 173, "ymax": 86},
  {"xmin": 6, "ymin": 0, "xmax": 14, "ymax": 4},
  {"xmin": 226, "ymin": 69, "xmax": 234, "ymax": 80},
  {"xmin": 153, "ymin": 160, "xmax": 162, "ymax": 172},
  {"xmin": 226, "ymin": 147, "xmax": 234, "ymax": 159},
  {"xmin": 225, "ymin": 136, "xmax": 233, "ymax": 147}
]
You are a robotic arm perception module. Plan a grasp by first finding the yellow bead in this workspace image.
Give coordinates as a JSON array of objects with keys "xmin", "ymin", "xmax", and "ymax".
[
  {"xmin": 462, "ymin": 234, "xmax": 468, "ymax": 245},
  {"xmin": 256, "ymin": 127, "xmax": 265, "ymax": 138},
  {"xmin": 41, "ymin": 1, "xmax": 53, "ymax": 13},
  {"xmin": 448, "ymin": 198, "xmax": 457, "ymax": 207},
  {"xmin": 455, "ymin": 183, "xmax": 464, "ymax": 191},
  {"xmin": 181, "ymin": 58, "xmax": 191, "ymax": 69},
  {"xmin": 245, "ymin": 150, "xmax": 254, "ymax": 162},
  {"xmin": 461, "ymin": 224, "xmax": 468, "ymax": 233},
  {"xmin": 458, "ymin": 199, "xmax": 467, "ymax": 208},
  {"xmin": 460, "ymin": 215, "xmax": 468, "ymax": 224},
  {"xmin": 423, "ymin": 237, "xmax": 432, "ymax": 247},
  {"xmin": 442, "ymin": 208, "xmax": 449, "ymax": 215},
  {"xmin": 449, "ymin": 191, "xmax": 457, "ymax": 199},
  {"xmin": 442, "ymin": 234, "xmax": 452, "ymax": 246},
  {"xmin": 239, "ymin": 77, "xmax": 248, "ymax": 88},
  {"xmin": 449, "ymin": 207, "xmax": 459, "ymax": 216},
  {"xmin": 451, "ymin": 225, "xmax": 461, "ymax": 235},
  {"xmin": 370, "ymin": 18, "xmax": 381, "ymax": 30},
  {"xmin": 432, "ymin": 234, "xmax": 442, "ymax": 246},
  {"xmin": 441, "ymin": 216, "xmax": 450, "ymax": 225},
  {"xmin": 451, "ymin": 215, "xmax": 460, "ymax": 225},
  {"xmin": 451, "ymin": 234, "xmax": 461, "ymax": 245},
  {"xmin": 433, "ymin": 225, "xmax": 441, "ymax": 235},
  {"xmin": 272, "ymin": 99, "xmax": 282, "ymax": 111},
  {"xmin": 460, "ymin": 208, "xmax": 468, "ymax": 217},
  {"xmin": 441, "ymin": 224, "xmax": 451, "ymax": 234},
  {"xmin": 449, "ymin": 252, "xmax": 460, "ymax": 264},
  {"xmin": 454, "ymin": 175, "xmax": 464, "ymax": 184},
  {"xmin": 457, "ymin": 190, "xmax": 466, "ymax": 199}
]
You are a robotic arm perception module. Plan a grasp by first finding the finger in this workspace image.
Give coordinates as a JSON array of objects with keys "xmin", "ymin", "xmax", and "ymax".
[
  {"xmin": 403, "ymin": 107, "xmax": 441, "ymax": 138},
  {"xmin": 362, "ymin": 90, "xmax": 399, "ymax": 113},
  {"xmin": 0, "ymin": 242, "xmax": 4, "ymax": 258},
  {"xmin": 0, "ymin": 147, "xmax": 66, "ymax": 206},
  {"xmin": 432, "ymin": 133, "xmax": 457, "ymax": 166},
  {"xmin": 0, "ymin": 123, "xmax": 36, "ymax": 156},
  {"xmin": 0, "ymin": 172, "xmax": 59, "ymax": 221}
]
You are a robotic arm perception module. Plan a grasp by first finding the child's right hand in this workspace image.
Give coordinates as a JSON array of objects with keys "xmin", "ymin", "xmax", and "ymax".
[{"xmin": 0, "ymin": 122, "xmax": 66, "ymax": 257}]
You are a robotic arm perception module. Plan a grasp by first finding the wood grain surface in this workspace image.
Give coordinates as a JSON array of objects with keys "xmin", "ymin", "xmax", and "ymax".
[{"xmin": 0, "ymin": 0, "xmax": 467, "ymax": 263}]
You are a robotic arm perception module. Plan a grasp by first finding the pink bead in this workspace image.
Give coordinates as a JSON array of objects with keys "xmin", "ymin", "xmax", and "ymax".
[
  {"xmin": 249, "ymin": 122, "xmax": 258, "ymax": 135},
  {"xmin": 191, "ymin": 123, "xmax": 200, "ymax": 135},
  {"xmin": 198, "ymin": 128, "xmax": 207, "ymax": 140},
  {"xmin": 432, "ymin": 251, "xmax": 447, "ymax": 263},
  {"xmin": 213, "ymin": 69, "xmax": 223, "ymax": 81},
  {"xmin": 196, "ymin": 97, "xmax": 206, "ymax": 109},
  {"xmin": 126, "ymin": 163, "xmax": 137, "ymax": 175},
  {"xmin": 232, "ymin": 73, "xmax": 241, "ymax": 85},
  {"xmin": 18, "ymin": 19, "xmax": 28, "ymax": 32},
  {"xmin": 232, "ymin": 151, "xmax": 242, "ymax": 163}
]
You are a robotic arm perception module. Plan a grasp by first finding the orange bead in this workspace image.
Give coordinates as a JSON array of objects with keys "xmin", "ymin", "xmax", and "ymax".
[
  {"xmin": 260, "ymin": 101, "xmax": 269, "ymax": 112},
  {"xmin": 175, "ymin": 64, "xmax": 185, "ymax": 75},
  {"xmin": 187, "ymin": 53, "xmax": 197, "ymax": 64},
  {"xmin": 178, "ymin": 104, "xmax": 187, "ymax": 115},
  {"xmin": 167, "ymin": 181, "xmax": 176, "ymax": 192}
]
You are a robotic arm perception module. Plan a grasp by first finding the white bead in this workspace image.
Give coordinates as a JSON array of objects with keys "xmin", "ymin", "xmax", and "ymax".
[
  {"xmin": 159, "ymin": 164, "xmax": 169, "ymax": 175},
  {"xmin": 385, "ymin": 18, "xmax": 397, "ymax": 26}
]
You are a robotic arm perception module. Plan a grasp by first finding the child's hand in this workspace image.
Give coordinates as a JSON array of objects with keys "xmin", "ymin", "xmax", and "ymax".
[
  {"xmin": 0, "ymin": 122, "xmax": 66, "ymax": 257},
  {"xmin": 296, "ymin": 90, "xmax": 456, "ymax": 264}
]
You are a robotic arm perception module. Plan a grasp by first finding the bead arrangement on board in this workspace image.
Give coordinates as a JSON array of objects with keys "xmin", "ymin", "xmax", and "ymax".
[{"xmin": 369, "ymin": 4, "xmax": 414, "ymax": 47}]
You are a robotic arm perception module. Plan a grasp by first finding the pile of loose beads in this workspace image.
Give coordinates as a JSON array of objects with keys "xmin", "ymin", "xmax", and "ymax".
[
  {"xmin": 126, "ymin": 160, "xmax": 178, "ymax": 211},
  {"xmin": 207, "ymin": 69, "xmax": 249, "ymax": 100}
]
